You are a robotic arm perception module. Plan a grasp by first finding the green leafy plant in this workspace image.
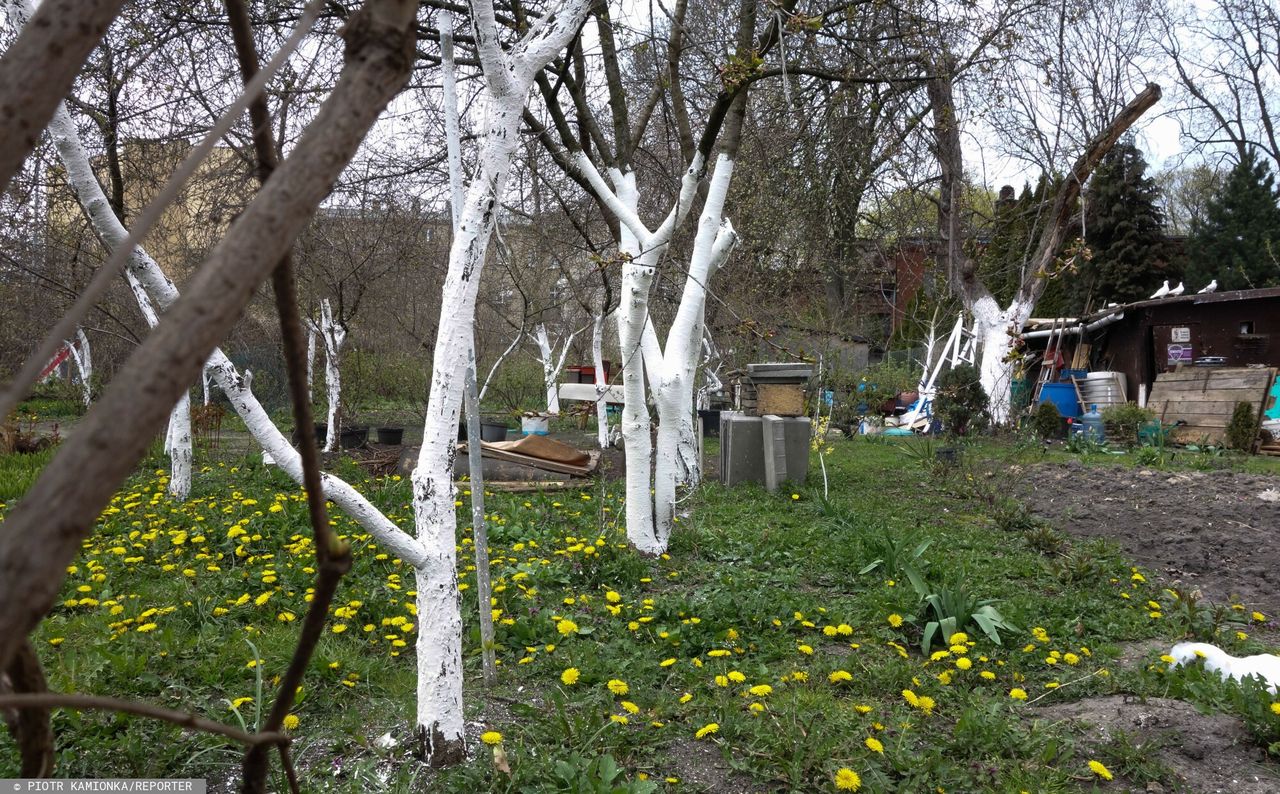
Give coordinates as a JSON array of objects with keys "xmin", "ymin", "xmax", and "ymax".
[
  {"xmin": 934, "ymin": 364, "xmax": 989, "ymax": 437},
  {"xmin": 1226, "ymin": 401, "xmax": 1258, "ymax": 451},
  {"xmin": 857, "ymin": 529, "xmax": 932, "ymax": 578},
  {"xmin": 1031, "ymin": 401, "xmax": 1062, "ymax": 439},
  {"xmin": 905, "ymin": 570, "xmax": 1017, "ymax": 653},
  {"xmin": 550, "ymin": 753, "xmax": 658, "ymax": 794},
  {"xmin": 1101, "ymin": 402, "xmax": 1156, "ymax": 447}
]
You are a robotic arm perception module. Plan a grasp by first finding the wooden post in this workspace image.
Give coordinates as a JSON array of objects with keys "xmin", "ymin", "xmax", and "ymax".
[{"xmin": 465, "ymin": 350, "xmax": 497, "ymax": 685}]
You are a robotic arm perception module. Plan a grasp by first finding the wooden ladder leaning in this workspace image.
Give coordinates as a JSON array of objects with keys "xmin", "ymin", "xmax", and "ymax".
[{"xmin": 1032, "ymin": 317, "xmax": 1065, "ymax": 403}]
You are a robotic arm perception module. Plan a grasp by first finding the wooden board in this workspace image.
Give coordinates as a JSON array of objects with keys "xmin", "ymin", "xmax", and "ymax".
[{"xmin": 1147, "ymin": 367, "xmax": 1275, "ymax": 445}]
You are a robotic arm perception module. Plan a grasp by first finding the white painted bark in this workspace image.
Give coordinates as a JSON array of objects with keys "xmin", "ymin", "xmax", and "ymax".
[
  {"xmin": 411, "ymin": 0, "xmax": 591, "ymax": 762},
  {"xmin": 477, "ymin": 327, "xmax": 525, "ymax": 403},
  {"xmin": 305, "ymin": 324, "xmax": 316, "ymax": 397},
  {"xmin": 591, "ymin": 311, "xmax": 613, "ymax": 449},
  {"xmin": 533, "ymin": 322, "xmax": 578, "ymax": 415},
  {"xmin": 317, "ymin": 299, "xmax": 346, "ymax": 451},
  {"xmin": 44, "ymin": 89, "xmax": 422, "ymax": 560},
  {"xmin": 67, "ymin": 327, "xmax": 92, "ymax": 407},
  {"xmin": 124, "ymin": 269, "xmax": 192, "ymax": 500},
  {"xmin": 971, "ymin": 295, "xmax": 1031, "ymax": 426},
  {"xmin": 571, "ymin": 151, "xmax": 703, "ymax": 555},
  {"xmin": 649, "ymin": 155, "xmax": 738, "ymax": 538}
]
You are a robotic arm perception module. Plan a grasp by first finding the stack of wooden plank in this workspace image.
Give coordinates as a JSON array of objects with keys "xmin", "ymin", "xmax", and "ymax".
[{"xmin": 1147, "ymin": 367, "xmax": 1276, "ymax": 446}]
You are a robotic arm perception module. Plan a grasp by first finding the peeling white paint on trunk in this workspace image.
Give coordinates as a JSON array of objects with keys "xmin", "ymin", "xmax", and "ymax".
[
  {"xmin": 411, "ymin": 0, "xmax": 592, "ymax": 761},
  {"xmin": 317, "ymin": 299, "xmax": 346, "ymax": 451},
  {"xmin": 591, "ymin": 311, "xmax": 613, "ymax": 449},
  {"xmin": 124, "ymin": 267, "xmax": 192, "ymax": 500},
  {"xmin": 66, "ymin": 327, "xmax": 92, "ymax": 407},
  {"xmin": 44, "ymin": 86, "xmax": 421, "ymax": 557},
  {"xmin": 533, "ymin": 322, "xmax": 577, "ymax": 415},
  {"xmin": 970, "ymin": 295, "xmax": 1032, "ymax": 426}
]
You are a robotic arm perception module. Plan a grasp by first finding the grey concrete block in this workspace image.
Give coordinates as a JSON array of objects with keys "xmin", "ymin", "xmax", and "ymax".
[{"xmin": 720, "ymin": 411, "xmax": 765, "ymax": 486}]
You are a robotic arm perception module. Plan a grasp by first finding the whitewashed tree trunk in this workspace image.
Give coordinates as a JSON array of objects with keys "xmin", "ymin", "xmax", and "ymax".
[
  {"xmin": 970, "ymin": 295, "xmax": 1032, "ymax": 426},
  {"xmin": 305, "ymin": 324, "xmax": 316, "ymax": 397},
  {"xmin": 66, "ymin": 327, "xmax": 92, "ymax": 407},
  {"xmin": 533, "ymin": 322, "xmax": 577, "ymax": 415},
  {"xmin": 317, "ymin": 299, "xmax": 346, "ymax": 451},
  {"xmin": 477, "ymin": 327, "xmax": 525, "ymax": 403},
  {"xmin": 591, "ymin": 310, "xmax": 613, "ymax": 449},
  {"xmin": 44, "ymin": 87, "xmax": 422, "ymax": 556},
  {"xmin": 572, "ymin": 153, "xmax": 704, "ymax": 554},
  {"xmin": 123, "ymin": 269, "xmax": 192, "ymax": 499},
  {"xmin": 411, "ymin": 0, "xmax": 591, "ymax": 763},
  {"xmin": 648, "ymin": 155, "xmax": 738, "ymax": 538}
]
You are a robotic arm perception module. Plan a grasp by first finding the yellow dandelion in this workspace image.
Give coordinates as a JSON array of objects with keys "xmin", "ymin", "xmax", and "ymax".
[
  {"xmin": 834, "ymin": 768, "xmax": 862, "ymax": 791},
  {"xmin": 480, "ymin": 730, "xmax": 503, "ymax": 745},
  {"xmin": 1088, "ymin": 760, "xmax": 1113, "ymax": 781}
]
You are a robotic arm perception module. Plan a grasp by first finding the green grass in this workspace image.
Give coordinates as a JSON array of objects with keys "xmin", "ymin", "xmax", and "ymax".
[
  {"xmin": 0, "ymin": 447, "xmax": 54, "ymax": 501},
  {"xmin": 0, "ymin": 438, "xmax": 1276, "ymax": 791}
]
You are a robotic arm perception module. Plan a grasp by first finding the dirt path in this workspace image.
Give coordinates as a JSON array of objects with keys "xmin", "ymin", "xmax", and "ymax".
[{"xmin": 1015, "ymin": 460, "xmax": 1280, "ymax": 616}]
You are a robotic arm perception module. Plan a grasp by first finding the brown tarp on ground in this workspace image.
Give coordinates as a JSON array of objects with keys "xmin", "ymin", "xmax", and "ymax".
[{"xmin": 458, "ymin": 435, "xmax": 598, "ymax": 477}]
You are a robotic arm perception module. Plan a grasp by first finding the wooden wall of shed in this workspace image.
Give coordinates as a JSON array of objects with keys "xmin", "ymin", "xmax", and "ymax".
[{"xmin": 1087, "ymin": 295, "xmax": 1280, "ymax": 399}]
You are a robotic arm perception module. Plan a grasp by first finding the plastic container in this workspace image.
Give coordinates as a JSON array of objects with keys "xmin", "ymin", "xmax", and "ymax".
[
  {"xmin": 521, "ymin": 414, "xmax": 550, "ymax": 436},
  {"xmin": 1079, "ymin": 404, "xmax": 1105, "ymax": 443},
  {"xmin": 1039, "ymin": 382, "xmax": 1080, "ymax": 418}
]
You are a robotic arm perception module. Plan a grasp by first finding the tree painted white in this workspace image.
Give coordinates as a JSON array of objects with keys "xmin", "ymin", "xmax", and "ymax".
[
  {"xmin": 305, "ymin": 324, "xmax": 316, "ymax": 397},
  {"xmin": 317, "ymin": 299, "xmax": 346, "ymax": 451},
  {"xmin": 124, "ymin": 266, "xmax": 192, "ymax": 500},
  {"xmin": 44, "ymin": 91, "xmax": 426, "ymax": 561},
  {"xmin": 572, "ymin": 150, "xmax": 734, "ymax": 553},
  {"xmin": 410, "ymin": 0, "xmax": 591, "ymax": 763},
  {"xmin": 591, "ymin": 310, "xmax": 614, "ymax": 449},
  {"xmin": 66, "ymin": 327, "xmax": 92, "ymax": 407},
  {"xmin": 533, "ymin": 322, "xmax": 578, "ymax": 415},
  {"xmin": 477, "ymin": 327, "xmax": 525, "ymax": 403}
]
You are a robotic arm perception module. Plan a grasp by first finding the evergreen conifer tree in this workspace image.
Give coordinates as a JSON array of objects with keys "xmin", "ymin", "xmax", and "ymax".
[
  {"xmin": 1076, "ymin": 141, "xmax": 1167, "ymax": 309},
  {"xmin": 1187, "ymin": 150, "xmax": 1280, "ymax": 291}
]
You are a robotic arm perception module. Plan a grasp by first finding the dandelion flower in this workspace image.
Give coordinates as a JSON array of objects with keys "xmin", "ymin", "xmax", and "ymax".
[
  {"xmin": 694, "ymin": 722, "xmax": 719, "ymax": 739},
  {"xmin": 829, "ymin": 670, "xmax": 853, "ymax": 684},
  {"xmin": 1009, "ymin": 688, "xmax": 1028, "ymax": 701},
  {"xmin": 607, "ymin": 679, "xmax": 629, "ymax": 696},
  {"xmin": 865, "ymin": 736, "xmax": 884, "ymax": 754},
  {"xmin": 480, "ymin": 731, "xmax": 503, "ymax": 745},
  {"xmin": 834, "ymin": 768, "xmax": 862, "ymax": 791},
  {"xmin": 1271, "ymin": 702, "xmax": 1280, "ymax": 716},
  {"xmin": 561, "ymin": 667, "xmax": 581, "ymax": 686},
  {"xmin": 556, "ymin": 618, "xmax": 578, "ymax": 635},
  {"xmin": 887, "ymin": 614, "xmax": 903, "ymax": 628},
  {"xmin": 728, "ymin": 671, "xmax": 746, "ymax": 683},
  {"xmin": 660, "ymin": 658, "xmax": 677, "ymax": 667},
  {"xmin": 282, "ymin": 714, "xmax": 300, "ymax": 731},
  {"xmin": 610, "ymin": 714, "xmax": 629, "ymax": 725},
  {"xmin": 679, "ymin": 692, "xmax": 693, "ymax": 704},
  {"xmin": 749, "ymin": 684, "xmax": 773, "ymax": 697},
  {"xmin": 955, "ymin": 657, "xmax": 972, "ymax": 670},
  {"xmin": 797, "ymin": 644, "xmax": 814, "ymax": 655},
  {"xmin": 1088, "ymin": 760, "xmax": 1113, "ymax": 781}
]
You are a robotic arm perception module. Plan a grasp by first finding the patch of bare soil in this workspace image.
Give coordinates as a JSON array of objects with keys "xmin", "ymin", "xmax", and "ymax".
[
  {"xmin": 664, "ymin": 739, "xmax": 769, "ymax": 793},
  {"xmin": 1016, "ymin": 461, "xmax": 1280, "ymax": 615},
  {"xmin": 1036, "ymin": 695, "xmax": 1280, "ymax": 793}
]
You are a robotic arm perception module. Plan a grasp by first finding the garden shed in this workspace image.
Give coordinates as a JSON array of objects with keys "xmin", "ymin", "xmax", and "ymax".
[{"xmin": 1080, "ymin": 287, "xmax": 1280, "ymax": 399}]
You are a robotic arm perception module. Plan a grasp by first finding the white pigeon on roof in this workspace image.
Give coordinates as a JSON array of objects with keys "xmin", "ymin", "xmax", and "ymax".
[
  {"xmin": 1150, "ymin": 280, "xmax": 1170, "ymax": 299},
  {"xmin": 1168, "ymin": 281, "xmax": 1185, "ymax": 297},
  {"xmin": 1198, "ymin": 279, "xmax": 1218, "ymax": 293}
]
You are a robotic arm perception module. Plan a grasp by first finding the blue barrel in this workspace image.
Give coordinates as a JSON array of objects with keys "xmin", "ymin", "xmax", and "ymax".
[{"xmin": 1039, "ymin": 382, "xmax": 1080, "ymax": 418}]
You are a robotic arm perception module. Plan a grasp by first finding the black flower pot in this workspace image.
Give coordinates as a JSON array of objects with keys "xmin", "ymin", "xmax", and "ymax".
[{"xmin": 339, "ymin": 426, "xmax": 367, "ymax": 449}]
